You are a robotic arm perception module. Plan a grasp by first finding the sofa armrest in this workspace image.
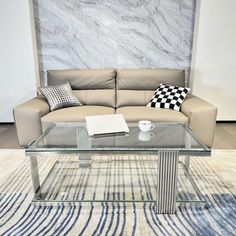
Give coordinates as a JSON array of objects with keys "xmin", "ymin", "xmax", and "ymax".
[
  {"xmin": 181, "ymin": 94, "xmax": 217, "ymax": 147},
  {"xmin": 13, "ymin": 96, "xmax": 50, "ymax": 147}
]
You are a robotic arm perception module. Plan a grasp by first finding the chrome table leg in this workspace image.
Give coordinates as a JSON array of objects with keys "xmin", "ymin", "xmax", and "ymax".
[
  {"xmin": 184, "ymin": 155, "xmax": 190, "ymax": 176},
  {"xmin": 29, "ymin": 156, "xmax": 40, "ymax": 199},
  {"xmin": 184, "ymin": 130, "xmax": 191, "ymax": 176},
  {"xmin": 156, "ymin": 150, "xmax": 179, "ymax": 214}
]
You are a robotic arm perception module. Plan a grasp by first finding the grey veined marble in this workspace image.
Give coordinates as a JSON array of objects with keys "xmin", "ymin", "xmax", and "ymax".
[{"xmin": 33, "ymin": 0, "xmax": 196, "ymax": 84}]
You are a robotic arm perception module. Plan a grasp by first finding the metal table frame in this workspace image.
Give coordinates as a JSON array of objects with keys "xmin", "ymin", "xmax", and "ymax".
[{"xmin": 26, "ymin": 123, "xmax": 211, "ymax": 214}]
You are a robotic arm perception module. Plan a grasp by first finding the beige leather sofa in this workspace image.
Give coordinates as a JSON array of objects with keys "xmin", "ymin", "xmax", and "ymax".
[{"xmin": 14, "ymin": 69, "xmax": 217, "ymax": 147}]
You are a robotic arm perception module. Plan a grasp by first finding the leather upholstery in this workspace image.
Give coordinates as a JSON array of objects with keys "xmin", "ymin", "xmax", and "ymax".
[
  {"xmin": 116, "ymin": 69, "xmax": 185, "ymax": 90},
  {"xmin": 73, "ymin": 90, "xmax": 115, "ymax": 107},
  {"xmin": 41, "ymin": 106, "xmax": 115, "ymax": 131},
  {"xmin": 13, "ymin": 96, "xmax": 50, "ymax": 146},
  {"xmin": 116, "ymin": 69, "xmax": 185, "ymax": 108},
  {"xmin": 181, "ymin": 94, "xmax": 217, "ymax": 147},
  {"xmin": 47, "ymin": 69, "xmax": 116, "ymax": 108},
  {"xmin": 14, "ymin": 69, "xmax": 217, "ymax": 147},
  {"xmin": 116, "ymin": 90, "xmax": 155, "ymax": 108},
  {"xmin": 116, "ymin": 106, "xmax": 188, "ymax": 124},
  {"xmin": 48, "ymin": 69, "xmax": 116, "ymax": 89}
]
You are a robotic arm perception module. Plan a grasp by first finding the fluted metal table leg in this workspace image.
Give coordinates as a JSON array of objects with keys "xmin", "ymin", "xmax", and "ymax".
[{"xmin": 156, "ymin": 150, "xmax": 179, "ymax": 214}]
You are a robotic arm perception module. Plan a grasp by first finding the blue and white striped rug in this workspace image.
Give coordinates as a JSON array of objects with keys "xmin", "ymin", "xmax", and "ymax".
[{"xmin": 0, "ymin": 151, "xmax": 236, "ymax": 236}]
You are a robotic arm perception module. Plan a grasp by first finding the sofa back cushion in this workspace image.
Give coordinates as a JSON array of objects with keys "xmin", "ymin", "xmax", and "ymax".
[
  {"xmin": 47, "ymin": 69, "xmax": 116, "ymax": 107},
  {"xmin": 116, "ymin": 69, "xmax": 185, "ymax": 107}
]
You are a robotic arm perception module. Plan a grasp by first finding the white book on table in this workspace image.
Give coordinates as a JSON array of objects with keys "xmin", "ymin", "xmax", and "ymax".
[{"xmin": 85, "ymin": 114, "xmax": 129, "ymax": 136}]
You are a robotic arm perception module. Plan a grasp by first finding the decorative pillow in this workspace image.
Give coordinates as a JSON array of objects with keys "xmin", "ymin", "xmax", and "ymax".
[
  {"xmin": 147, "ymin": 83, "xmax": 190, "ymax": 111},
  {"xmin": 39, "ymin": 81, "xmax": 82, "ymax": 111}
]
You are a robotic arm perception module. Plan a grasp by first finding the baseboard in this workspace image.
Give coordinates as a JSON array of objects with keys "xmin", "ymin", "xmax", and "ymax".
[
  {"xmin": 216, "ymin": 120, "xmax": 236, "ymax": 123},
  {"xmin": 0, "ymin": 122, "xmax": 15, "ymax": 125}
]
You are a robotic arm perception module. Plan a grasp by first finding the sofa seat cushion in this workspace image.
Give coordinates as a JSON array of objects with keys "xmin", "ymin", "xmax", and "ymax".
[
  {"xmin": 116, "ymin": 106, "xmax": 188, "ymax": 124},
  {"xmin": 41, "ymin": 106, "xmax": 115, "ymax": 131}
]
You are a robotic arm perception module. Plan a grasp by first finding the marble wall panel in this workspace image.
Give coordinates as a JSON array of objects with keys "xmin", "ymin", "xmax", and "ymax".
[{"xmin": 33, "ymin": 0, "xmax": 196, "ymax": 84}]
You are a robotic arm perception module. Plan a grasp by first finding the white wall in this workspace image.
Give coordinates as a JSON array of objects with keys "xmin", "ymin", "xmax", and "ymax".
[
  {"xmin": 0, "ymin": 0, "xmax": 39, "ymax": 122},
  {"xmin": 190, "ymin": 0, "xmax": 236, "ymax": 120}
]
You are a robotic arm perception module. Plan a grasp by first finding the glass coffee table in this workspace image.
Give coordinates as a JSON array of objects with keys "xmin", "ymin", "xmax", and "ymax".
[{"xmin": 26, "ymin": 123, "xmax": 210, "ymax": 214}]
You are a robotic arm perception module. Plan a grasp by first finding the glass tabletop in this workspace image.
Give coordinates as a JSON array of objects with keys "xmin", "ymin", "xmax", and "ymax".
[{"xmin": 26, "ymin": 123, "xmax": 210, "ymax": 155}]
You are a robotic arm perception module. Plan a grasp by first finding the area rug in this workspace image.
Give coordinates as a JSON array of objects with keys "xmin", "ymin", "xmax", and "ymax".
[{"xmin": 0, "ymin": 150, "xmax": 236, "ymax": 236}]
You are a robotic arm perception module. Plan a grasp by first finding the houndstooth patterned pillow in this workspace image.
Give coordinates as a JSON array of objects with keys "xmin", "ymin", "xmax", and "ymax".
[
  {"xmin": 39, "ymin": 82, "xmax": 82, "ymax": 111},
  {"xmin": 147, "ymin": 83, "xmax": 190, "ymax": 111}
]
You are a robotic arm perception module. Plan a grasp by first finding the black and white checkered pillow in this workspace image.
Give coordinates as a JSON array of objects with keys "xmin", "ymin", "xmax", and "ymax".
[
  {"xmin": 147, "ymin": 83, "xmax": 190, "ymax": 111},
  {"xmin": 39, "ymin": 82, "xmax": 82, "ymax": 111}
]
